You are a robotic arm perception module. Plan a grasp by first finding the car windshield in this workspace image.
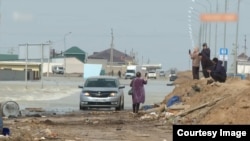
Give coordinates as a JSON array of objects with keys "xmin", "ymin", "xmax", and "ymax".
[
  {"xmin": 126, "ymin": 70, "xmax": 135, "ymax": 73},
  {"xmin": 170, "ymin": 70, "xmax": 176, "ymax": 74},
  {"xmin": 84, "ymin": 78, "xmax": 117, "ymax": 87}
]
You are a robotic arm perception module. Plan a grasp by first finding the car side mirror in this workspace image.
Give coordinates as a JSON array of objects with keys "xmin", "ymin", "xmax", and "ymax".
[
  {"xmin": 78, "ymin": 85, "xmax": 83, "ymax": 88},
  {"xmin": 119, "ymin": 85, "xmax": 125, "ymax": 89}
]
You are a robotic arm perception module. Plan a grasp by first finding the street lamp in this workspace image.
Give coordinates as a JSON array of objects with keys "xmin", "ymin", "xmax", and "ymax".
[
  {"xmin": 192, "ymin": 0, "xmax": 208, "ymax": 46},
  {"xmin": 63, "ymin": 32, "xmax": 72, "ymax": 75},
  {"xmin": 188, "ymin": 7, "xmax": 204, "ymax": 50},
  {"xmin": 205, "ymin": 0, "xmax": 212, "ymax": 54}
]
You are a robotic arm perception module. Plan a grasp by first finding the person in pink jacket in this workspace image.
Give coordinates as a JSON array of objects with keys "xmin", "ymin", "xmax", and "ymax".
[
  {"xmin": 130, "ymin": 72, "xmax": 147, "ymax": 113},
  {"xmin": 189, "ymin": 47, "xmax": 201, "ymax": 80}
]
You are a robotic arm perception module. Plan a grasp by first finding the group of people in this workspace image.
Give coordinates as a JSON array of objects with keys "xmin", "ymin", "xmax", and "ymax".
[
  {"xmin": 128, "ymin": 43, "xmax": 227, "ymax": 114},
  {"xmin": 189, "ymin": 43, "xmax": 227, "ymax": 83}
]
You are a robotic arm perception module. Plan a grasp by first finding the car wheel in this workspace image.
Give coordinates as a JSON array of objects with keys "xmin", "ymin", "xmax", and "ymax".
[
  {"xmin": 115, "ymin": 104, "xmax": 121, "ymax": 111},
  {"xmin": 80, "ymin": 105, "xmax": 87, "ymax": 110},
  {"xmin": 115, "ymin": 98, "xmax": 123, "ymax": 111},
  {"xmin": 121, "ymin": 98, "xmax": 124, "ymax": 110}
]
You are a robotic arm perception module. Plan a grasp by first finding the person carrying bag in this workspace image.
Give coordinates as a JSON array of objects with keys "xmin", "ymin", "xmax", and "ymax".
[{"xmin": 129, "ymin": 72, "xmax": 147, "ymax": 113}]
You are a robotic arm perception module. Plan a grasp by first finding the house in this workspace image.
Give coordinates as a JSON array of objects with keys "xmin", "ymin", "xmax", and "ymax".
[
  {"xmin": 88, "ymin": 48, "xmax": 133, "ymax": 65},
  {"xmin": 237, "ymin": 53, "xmax": 250, "ymax": 74},
  {"xmin": 51, "ymin": 46, "xmax": 86, "ymax": 75},
  {"xmin": 64, "ymin": 46, "xmax": 86, "ymax": 63},
  {"xmin": 87, "ymin": 48, "xmax": 134, "ymax": 75}
]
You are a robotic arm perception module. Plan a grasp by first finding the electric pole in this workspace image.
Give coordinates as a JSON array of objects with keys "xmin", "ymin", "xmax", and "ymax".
[
  {"xmin": 110, "ymin": 28, "xmax": 114, "ymax": 75},
  {"xmin": 243, "ymin": 35, "xmax": 247, "ymax": 56}
]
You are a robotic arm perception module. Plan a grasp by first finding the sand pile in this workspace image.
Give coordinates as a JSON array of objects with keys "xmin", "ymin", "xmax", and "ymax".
[{"xmin": 163, "ymin": 71, "xmax": 250, "ymax": 124}]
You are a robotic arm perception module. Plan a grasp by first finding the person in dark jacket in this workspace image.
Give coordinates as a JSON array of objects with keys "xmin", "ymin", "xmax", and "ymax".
[
  {"xmin": 198, "ymin": 53, "xmax": 214, "ymax": 78},
  {"xmin": 201, "ymin": 42, "xmax": 210, "ymax": 59},
  {"xmin": 207, "ymin": 57, "xmax": 227, "ymax": 83},
  {"xmin": 200, "ymin": 43, "xmax": 212, "ymax": 78}
]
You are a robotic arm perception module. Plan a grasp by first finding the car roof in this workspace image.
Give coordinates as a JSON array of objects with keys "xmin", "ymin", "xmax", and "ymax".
[{"xmin": 86, "ymin": 75, "xmax": 119, "ymax": 80}]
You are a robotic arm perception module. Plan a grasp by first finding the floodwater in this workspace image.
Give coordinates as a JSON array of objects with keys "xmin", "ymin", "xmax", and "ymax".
[{"xmin": 0, "ymin": 77, "xmax": 175, "ymax": 114}]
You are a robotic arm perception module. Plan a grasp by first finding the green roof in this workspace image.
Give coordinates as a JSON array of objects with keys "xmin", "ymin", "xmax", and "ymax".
[
  {"xmin": 64, "ymin": 46, "xmax": 86, "ymax": 55},
  {"xmin": 64, "ymin": 46, "xmax": 86, "ymax": 63},
  {"xmin": 0, "ymin": 54, "xmax": 18, "ymax": 61}
]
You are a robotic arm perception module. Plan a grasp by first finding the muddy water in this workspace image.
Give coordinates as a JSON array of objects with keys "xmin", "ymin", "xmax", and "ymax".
[{"xmin": 1, "ymin": 77, "xmax": 174, "ymax": 114}]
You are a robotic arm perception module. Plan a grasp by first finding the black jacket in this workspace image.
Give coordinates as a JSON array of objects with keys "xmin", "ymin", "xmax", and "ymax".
[{"xmin": 212, "ymin": 61, "xmax": 227, "ymax": 78}]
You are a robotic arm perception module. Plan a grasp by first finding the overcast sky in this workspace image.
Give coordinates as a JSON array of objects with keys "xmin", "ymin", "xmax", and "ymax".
[{"xmin": 0, "ymin": 0, "xmax": 250, "ymax": 71}]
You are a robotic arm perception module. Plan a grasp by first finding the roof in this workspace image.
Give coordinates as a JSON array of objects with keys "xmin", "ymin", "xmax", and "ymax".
[
  {"xmin": 238, "ymin": 53, "xmax": 248, "ymax": 58},
  {"xmin": 87, "ymin": 75, "xmax": 119, "ymax": 80},
  {"xmin": 64, "ymin": 46, "xmax": 86, "ymax": 55},
  {"xmin": 0, "ymin": 54, "xmax": 18, "ymax": 61},
  {"xmin": 237, "ymin": 52, "xmax": 250, "ymax": 61},
  {"xmin": 63, "ymin": 46, "xmax": 86, "ymax": 63},
  {"xmin": 88, "ymin": 48, "xmax": 133, "ymax": 62},
  {"xmin": 0, "ymin": 61, "xmax": 41, "ymax": 65}
]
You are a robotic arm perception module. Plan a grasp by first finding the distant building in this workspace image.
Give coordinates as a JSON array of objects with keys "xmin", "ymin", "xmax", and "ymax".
[
  {"xmin": 88, "ymin": 48, "xmax": 133, "ymax": 65},
  {"xmin": 0, "ymin": 46, "xmax": 138, "ymax": 78},
  {"xmin": 237, "ymin": 53, "xmax": 250, "ymax": 74},
  {"xmin": 0, "ymin": 54, "xmax": 18, "ymax": 61},
  {"xmin": 87, "ymin": 48, "xmax": 134, "ymax": 75},
  {"xmin": 64, "ymin": 46, "xmax": 86, "ymax": 63},
  {"xmin": 51, "ymin": 46, "xmax": 86, "ymax": 74}
]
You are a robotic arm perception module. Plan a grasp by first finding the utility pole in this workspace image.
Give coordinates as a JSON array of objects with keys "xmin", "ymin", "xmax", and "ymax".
[
  {"xmin": 214, "ymin": 0, "xmax": 218, "ymax": 57},
  {"xmin": 110, "ymin": 28, "xmax": 114, "ymax": 75},
  {"xmin": 234, "ymin": 0, "xmax": 241, "ymax": 76},
  {"xmin": 223, "ymin": 0, "xmax": 228, "ymax": 72},
  {"xmin": 243, "ymin": 35, "xmax": 247, "ymax": 55},
  {"xmin": 47, "ymin": 40, "xmax": 53, "ymax": 77},
  {"xmin": 63, "ymin": 32, "xmax": 72, "ymax": 76}
]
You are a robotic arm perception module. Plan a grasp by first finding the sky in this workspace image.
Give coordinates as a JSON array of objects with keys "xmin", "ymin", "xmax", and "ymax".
[{"xmin": 0, "ymin": 0, "xmax": 250, "ymax": 71}]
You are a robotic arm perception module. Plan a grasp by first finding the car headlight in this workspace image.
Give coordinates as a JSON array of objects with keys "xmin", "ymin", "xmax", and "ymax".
[
  {"xmin": 83, "ymin": 92, "xmax": 90, "ymax": 96},
  {"xmin": 109, "ymin": 92, "xmax": 117, "ymax": 97}
]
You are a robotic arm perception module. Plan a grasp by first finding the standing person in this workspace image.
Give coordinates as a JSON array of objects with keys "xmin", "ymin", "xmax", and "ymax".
[
  {"xmin": 201, "ymin": 42, "xmax": 210, "ymax": 59},
  {"xmin": 199, "ymin": 43, "xmax": 211, "ymax": 78},
  {"xmin": 118, "ymin": 70, "xmax": 121, "ymax": 78},
  {"xmin": 111, "ymin": 70, "xmax": 114, "ymax": 76},
  {"xmin": 207, "ymin": 57, "xmax": 227, "ymax": 83},
  {"xmin": 130, "ymin": 71, "xmax": 147, "ymax": 114},
  {"xmin": 189, "ymin": 47, "xmax": 201, "ymax": 80},
  {"xmin": 200, "ymin": 43, "xmax": 210, "ymax": 78},
  {"xmin": 198, "ymin": 53, "xmax": 214, "ymax": 78}
]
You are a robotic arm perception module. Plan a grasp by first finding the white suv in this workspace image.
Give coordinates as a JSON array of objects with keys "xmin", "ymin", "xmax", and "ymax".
[
  {"xmin": 52, "ymin": 66, "xmax": 64, "ymax": 74},
  {"xmin": 147, "ymin": 71, "xmax": 157, "ymax": 79}
]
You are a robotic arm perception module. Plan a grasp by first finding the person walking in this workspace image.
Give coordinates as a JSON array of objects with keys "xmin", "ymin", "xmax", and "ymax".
[
  {"xmin": 189, "ymin": 47, "xmax": 201, "ymax": 80},
  {"xmin": 130, "ymin": 71, "xmax": 147, "ymax": 114}
]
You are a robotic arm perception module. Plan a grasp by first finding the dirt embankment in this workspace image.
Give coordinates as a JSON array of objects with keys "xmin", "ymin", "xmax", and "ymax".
[{"xmin": 162, "ymin": 71, "xmax": 250, "ymax": 124}]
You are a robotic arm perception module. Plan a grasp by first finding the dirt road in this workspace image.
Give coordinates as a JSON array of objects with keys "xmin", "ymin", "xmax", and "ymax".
[
  {"xmin": 0, "ymin": 76, "xmax": 173, "ymax": 141},
  {"xmin": 3, "ymin": 110, "xmax": 173, "ymax": 141}
]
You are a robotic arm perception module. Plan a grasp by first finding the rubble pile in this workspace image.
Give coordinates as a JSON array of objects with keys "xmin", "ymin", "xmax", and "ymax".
[{"xmin": 141, "ymin": 71, "xmax": 250, "ymax": 124}]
